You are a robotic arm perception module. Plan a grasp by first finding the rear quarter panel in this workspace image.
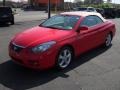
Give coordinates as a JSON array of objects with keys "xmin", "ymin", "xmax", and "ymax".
[{"xmin": 103, "ymin": 20, "xmax": 116, "ymax": 40}]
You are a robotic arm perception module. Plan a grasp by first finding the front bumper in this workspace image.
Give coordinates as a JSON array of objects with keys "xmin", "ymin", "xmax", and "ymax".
[
  {"xmin": 0, "ymin": 17, "xmax": 11, "ymax": 23},
  {"xmin": 9, "ymin": 45, "xmax": 58, "ymax": 70}
]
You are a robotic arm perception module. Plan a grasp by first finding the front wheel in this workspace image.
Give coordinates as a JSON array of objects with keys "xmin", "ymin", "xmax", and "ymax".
[
  {"xmin": 11, "ymin": 20, "xmax": 14, "ymax": 25},
  {"xmin": 56, "ymin": 47, "xmax": 73, "ymax": 70}
]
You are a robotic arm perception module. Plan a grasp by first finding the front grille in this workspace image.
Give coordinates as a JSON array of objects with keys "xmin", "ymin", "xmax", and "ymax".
[{"xmin": 11, "ymin": 43, "xmax": 24, "ymax": 53}]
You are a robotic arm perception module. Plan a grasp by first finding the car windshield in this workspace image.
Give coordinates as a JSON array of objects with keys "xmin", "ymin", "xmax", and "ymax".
[
  {"xmin": 78, "ymin": 8, "xmax": 87, "ymax": 11},
  {"xmin": 40, "ymin": 15, "xmax": 80, "ymax": 30},
  {"xmin": 0, "ymin": 7, "xmax": 12, "ymax": 14},
  {"xmin": 88, "ymin": 8, "xmax": 94, "ymax": 11}
]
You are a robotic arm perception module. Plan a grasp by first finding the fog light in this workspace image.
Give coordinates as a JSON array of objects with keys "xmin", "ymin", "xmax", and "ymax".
[{"xmin": 29, "ymin": 60, "xmax": 39, "ymax": 66}]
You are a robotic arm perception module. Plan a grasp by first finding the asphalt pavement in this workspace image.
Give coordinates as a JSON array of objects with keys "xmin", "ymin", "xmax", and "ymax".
[
  {"xmin": 0, "ymin": 15, "xmax": 120, "ymax": 90},
  {"xmin": 14, "ymin": 9, "xmax": 55, "ymax": 22}
]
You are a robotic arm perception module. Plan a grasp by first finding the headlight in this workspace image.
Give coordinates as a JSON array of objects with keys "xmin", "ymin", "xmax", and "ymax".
[{"xmin": 32, "ymin": 41, "xmax": 56, "ymax": 53}]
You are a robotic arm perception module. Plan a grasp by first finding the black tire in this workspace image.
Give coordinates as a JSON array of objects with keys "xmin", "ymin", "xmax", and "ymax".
[
  {"xmin": 104, "ymin": 33, "xmax": 112, "ymax": 47},
  {"xmin": 56, "ymin": 47, "xmax": 73, "ymax": 70},
  {"xmin": 11, "ymin": 20, "xmax": 14, "ymax": 25}
]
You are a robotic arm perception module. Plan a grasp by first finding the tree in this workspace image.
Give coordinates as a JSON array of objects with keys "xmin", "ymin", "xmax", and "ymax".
[
  {"xmin": 84, "ymin": 0, "xmax": 103, "ymax": 5},
  {"xmin": 28, "ymin": 0, "xmax": 33, "ymax": 6},
  {"xmin": 3, "ymin": 0, "xmax": 5, "ymax": 6},
  {"xmin": 74, "ymin": 0, "xmax": 83, "ymax": 5},
  {"xmin": 107, "ymin": 0, "xmax": 112, "ymax": 3},
  {"xmin": 74, "ymin": 0, "xmax": 82, "ymax": 3}
]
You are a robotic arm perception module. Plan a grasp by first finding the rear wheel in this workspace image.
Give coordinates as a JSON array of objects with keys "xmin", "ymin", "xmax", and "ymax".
[
  {"xmin": 56, "ymin": 47, "xmax": 73, "ymax": 70},
  {"xmin": 104, "ymin": 33, "xmax": 112, "ymax": 47}
]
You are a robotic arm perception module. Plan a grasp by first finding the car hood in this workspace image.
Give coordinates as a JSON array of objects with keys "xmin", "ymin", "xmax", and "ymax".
[{"xmin": 12, "ymin": 26, "xmax": 72, "ymax": 47}]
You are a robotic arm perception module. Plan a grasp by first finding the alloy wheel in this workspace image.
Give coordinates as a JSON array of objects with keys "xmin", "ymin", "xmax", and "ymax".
[
  {"xmin": 57, "ymin": 47, "xmax": 72, "ymax": 69},
  {"xmin": 105, "ymin": 34, "xmax": 112, "ymax": 47}
]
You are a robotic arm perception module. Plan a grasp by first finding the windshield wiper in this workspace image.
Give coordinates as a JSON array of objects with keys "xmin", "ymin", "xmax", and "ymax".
[
  {"xmin": 39, "ymin": 25, "xmax": 65, "ymax": 30},
  {"xmin": 39, "ymin": 25, "xmax": 57, "ymax": 29},
  {"xmin": 45, "ymin": 26, "xmax": 59, "ymax": 29}
]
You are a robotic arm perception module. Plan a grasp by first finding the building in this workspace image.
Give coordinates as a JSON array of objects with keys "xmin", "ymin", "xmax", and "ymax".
[
  {"xmin": 34, "ymin": 0, "xmax": 62, "ymax": 4},
  {"xmin": 29, "ymin": 0, "xmax": 64, "ymax": 10}
]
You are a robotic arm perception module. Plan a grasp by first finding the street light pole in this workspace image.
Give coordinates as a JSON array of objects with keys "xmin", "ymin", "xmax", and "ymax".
[
  {"xmin": 3, "ymin": 0, "xmax": 5, "ymax": 6},
  {"xmin": 48, "ymin": 0, "xmax": 51, "ymax": 19}
]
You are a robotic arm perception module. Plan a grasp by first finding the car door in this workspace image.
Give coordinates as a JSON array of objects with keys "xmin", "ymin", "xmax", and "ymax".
[
  {"xmin": 76, "ymin": 15, "xmax": 104, "ymax": 54},
  {"xmin": 90, "ymin": 16, "xmax": 108, "ymax": 45}
]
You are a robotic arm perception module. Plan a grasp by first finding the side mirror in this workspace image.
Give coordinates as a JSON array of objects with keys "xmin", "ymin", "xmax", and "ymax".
[{"xmin": 77, "ymin": 26, "xmax": 89, "ymax": 33}]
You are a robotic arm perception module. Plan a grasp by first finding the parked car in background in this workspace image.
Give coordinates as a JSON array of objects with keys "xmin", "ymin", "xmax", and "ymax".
[
  {"xmin": 96, "ymin": 8, "xmax": 105, "ymax": 17},
  {"xmin": 103, "ymin": 8, "xmax": 116, "ymax": 18},
  {"xmin": 0, "ymin": 6, "xmax": 14, "ymax": 25},
  {"xmin": 21, "ymin": 5, "xmax": 34, "ymax": 11},
  {"xmin": 9, "ymin": 11, "xmax": 116, "ymax": 70},
  {"xmin": 73, "ymin": 7, "xmax": 97, "ymax": 12},
  {"xmin": 115, "ymin": 8, "xmax": 120, "ymax": 18}
]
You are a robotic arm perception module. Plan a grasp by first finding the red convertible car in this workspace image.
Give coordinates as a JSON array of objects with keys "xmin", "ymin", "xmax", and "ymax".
[{"xmin": 9, "ymin": 11, "xmax": 116, "ymax": 70}]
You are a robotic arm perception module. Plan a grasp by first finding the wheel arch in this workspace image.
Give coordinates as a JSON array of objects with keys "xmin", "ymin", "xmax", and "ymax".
[
  {"xmin": 58, "ymin": 44, "xmax": 75, "ymax": 59},
  {"xmin": 109, "ymin": 31, "xmax": 113, "ymax": 40}
]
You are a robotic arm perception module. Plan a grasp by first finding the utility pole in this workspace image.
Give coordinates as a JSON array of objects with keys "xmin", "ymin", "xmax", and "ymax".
[
  {"xmin": 3, "ymin": 0, "xmax": 5, "ymax": 6},
  {"xmin": 48, "ymin": 0, "xmax": 51, "ymax": 18},
  {"xmin": 55, "ymin": 0, "xmax": 57, "ymax": 14}
]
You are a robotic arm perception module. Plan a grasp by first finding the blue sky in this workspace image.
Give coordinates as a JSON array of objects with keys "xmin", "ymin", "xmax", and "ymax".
[{"xmin": 111, "ymin": 0, "xmax": 120, "ymax": 4}]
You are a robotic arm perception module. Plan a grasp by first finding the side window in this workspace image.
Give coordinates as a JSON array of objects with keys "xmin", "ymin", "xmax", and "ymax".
[
  {"xmin": 81, "ymin": 16, "xmax": 97, "ymax": 27},
  {"xmin": 81, "ymin": 15, "xmax": 103, "ymax": 27},
  {"xmin": 94, "ymin": 16, "xmax": 103, "ymax": 24}
]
